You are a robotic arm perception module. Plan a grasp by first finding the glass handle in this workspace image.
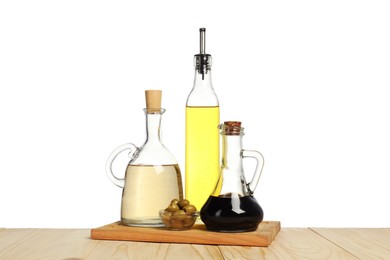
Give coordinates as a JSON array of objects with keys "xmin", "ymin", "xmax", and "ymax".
[
  {"xmin": 105, "ymin": 143, "xmax": 138, "ymax": 188},
  {"xmin": 242, "ymin": 149, "xmax": 265, "ymax": 195}
]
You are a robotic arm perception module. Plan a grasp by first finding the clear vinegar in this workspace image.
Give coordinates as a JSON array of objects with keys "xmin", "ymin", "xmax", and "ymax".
[{"xmin": 121, "ymin": 164, "xmax": 183, "ymax": 226}]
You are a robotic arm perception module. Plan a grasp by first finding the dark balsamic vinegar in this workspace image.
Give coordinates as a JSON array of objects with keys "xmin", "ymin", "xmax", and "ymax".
[{"xmin": 200, "ymin": 194, "xmax": 264, "ymax": 232}]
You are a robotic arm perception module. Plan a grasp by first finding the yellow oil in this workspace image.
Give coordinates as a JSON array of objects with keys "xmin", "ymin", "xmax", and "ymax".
[{"xmin": 185, "ymin": 106, "xmax": 220, "ymax": 210}]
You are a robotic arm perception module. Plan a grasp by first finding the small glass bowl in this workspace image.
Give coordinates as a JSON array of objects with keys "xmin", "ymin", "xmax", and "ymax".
[{"xmin": 159, "ymin": 210, "xmax": 199, "ymax": 231}]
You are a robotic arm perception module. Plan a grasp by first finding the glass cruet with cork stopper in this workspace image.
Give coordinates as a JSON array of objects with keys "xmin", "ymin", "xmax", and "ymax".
[
  {"xmin": 200, "ymin": 121, "xmax": 265, "ymax": 232},
  {"xmin": 106, "ymin": 90, "xmax": 183, "ymax": 227}
]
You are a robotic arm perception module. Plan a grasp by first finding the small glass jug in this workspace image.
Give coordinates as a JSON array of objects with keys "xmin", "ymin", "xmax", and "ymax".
[
  {"xmin": 106, "ymin": 90, "xmax": 183, "ymax": 227},
  {"xmin": 200, "ymin": 121, "xmax": 265, "ymax": 232}
]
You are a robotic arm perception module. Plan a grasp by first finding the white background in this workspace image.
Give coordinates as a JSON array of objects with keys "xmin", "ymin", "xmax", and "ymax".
[{"xmin": 1, "ymin": 0, "xmax": 390, "ymax": 228}]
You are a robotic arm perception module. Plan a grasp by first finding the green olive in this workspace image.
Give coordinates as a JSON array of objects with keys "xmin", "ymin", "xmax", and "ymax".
[
  {"xmin": 161, "ymin": 212, "xmax": 172, "ymax": 221},
  {"xmin": 162, "ymin": 219, "xmax": 170, "ymax": 226},
  {"xmin": 183, "ymin": 204, "xmax": 197, "ymax": 214},
  {"xmin": 170, "ymin": 199, "xmax": 179, "ymax": 205},
  {"xmin": 161, "ymin": 198, "xmax": 198, "ymax": 230},
  {"xmin": 173, "ymin": 210, "xmax": 187, "ymax": 220},
  {"xmin": 165, "ymin": 203, "xmax": 180, "ymax": 212},
  {"xmin": 183, "ymin": 217, "xmax": 196, "ymax": 227},
  {"xmin": 170, "ymin": 219, "xmax": 183, "ymax": 229},
  {"xmin": 178, "ymin": 199, "xmax": 190, "ymax": 209}
]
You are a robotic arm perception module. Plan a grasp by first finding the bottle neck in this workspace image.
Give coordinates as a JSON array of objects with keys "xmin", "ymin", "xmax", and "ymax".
[
  {"xmin": 194, "ymin": 53, "xmax": 212, "ymax": 81},
  {"xmin": 132, "ymin": 108, "xmax": 178, "ymax": 165},
  {"xmin": 221, "ymin": 134, "xmax": 243, "ymax": 170},
  {"xmin": 215, "ymin": 133, "xmax": 248, "ymax": 197},
  {"xmin": 144, "ymin": 112, "xmax": 163, "ymax": 144},
  {"xmin": 193, "ymin": 68, "xmax": 213, "ymax": 87},
  {"xmin": 187, "ymin": 55, "xmax": 218, "ymax": 106}
]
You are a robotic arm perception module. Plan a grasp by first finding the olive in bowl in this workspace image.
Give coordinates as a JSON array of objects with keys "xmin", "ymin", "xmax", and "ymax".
[{"xmin": 160, "ymin": 199, "xmax": 199, "ymax": 230}]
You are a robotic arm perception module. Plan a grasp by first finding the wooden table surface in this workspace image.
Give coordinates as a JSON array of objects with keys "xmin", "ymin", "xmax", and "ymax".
[{"xmin": 1, "ymin": 227, "xmax": 389, "ymax": 259}]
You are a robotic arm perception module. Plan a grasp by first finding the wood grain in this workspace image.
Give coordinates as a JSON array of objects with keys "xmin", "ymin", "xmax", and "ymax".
[
  {"xmin": 85, "ymin": 241, "xmax": 223, "ymax": 260},
  {"xmin": 0, "ymin": 229, "xmax": 223, "ymax": 260},
  {"xmin": 219, "ymin": 228, "xmax": 358, "ymax": 259},
  {"xmin": 2, "ymin": 227, "xmax": 389, "ymax": 259},
  {"xmin": 91, "ymin": 221, "xmax": 280, "ymax": 247},
  {"xmin": 0, "ymin": 229, "xmax": 90, "ymax": 259},
  {"xmin": 311, "ymin": 228, "xmax": 390, "ymax": 259}
]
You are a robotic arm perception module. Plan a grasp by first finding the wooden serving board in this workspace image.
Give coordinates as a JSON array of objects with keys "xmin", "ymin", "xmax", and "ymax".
[{"xmin": 90, "ymin": 221, "xmax": 280, "ymax": 247}]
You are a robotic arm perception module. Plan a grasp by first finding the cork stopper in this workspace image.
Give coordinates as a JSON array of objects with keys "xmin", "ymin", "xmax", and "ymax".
[
  {"xmin": 221, "ymin": 121, "xmax": 243, "ymax": 135},
  {"xmin": 145, "ymin": 90, "xmax": 162, "ymax": 112}
]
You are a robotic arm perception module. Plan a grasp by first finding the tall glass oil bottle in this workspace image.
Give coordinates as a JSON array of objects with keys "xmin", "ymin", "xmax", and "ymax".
[{"xmin": 185, "ymin": 28, "xmax": 220, "ymax": 210}]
